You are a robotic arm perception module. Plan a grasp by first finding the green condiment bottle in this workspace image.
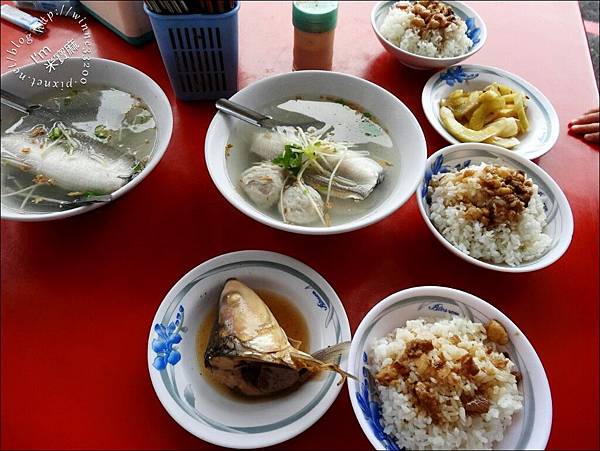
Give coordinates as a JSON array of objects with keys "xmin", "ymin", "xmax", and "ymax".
[{"xmin": 292, "ymin": 1, "xmax": 338, "ymax": 71}]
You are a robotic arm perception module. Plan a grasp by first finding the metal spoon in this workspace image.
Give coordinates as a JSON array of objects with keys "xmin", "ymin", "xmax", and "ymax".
[
  {"xmin": 1, "ymin": 89, "xmax": 118, "ymax": 152},
  {"xmin": 27, "ymin": 194, "xmax": 114, "ymax": 208},
  {"xmin": 216, "ymin": 98, "xmax": 325, "ymax": 131},
  {"xmin": 1, "ymin": 89, "xmax": 65, "ymax": 124}
]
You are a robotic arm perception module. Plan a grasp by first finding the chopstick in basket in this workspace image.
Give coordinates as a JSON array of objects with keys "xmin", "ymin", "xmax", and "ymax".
[{"xmin": 145, "ymin": 0, "xmax": 238, "ymax": 15}]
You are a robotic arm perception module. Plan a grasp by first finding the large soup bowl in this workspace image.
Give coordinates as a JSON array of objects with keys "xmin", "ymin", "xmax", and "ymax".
[
  {"xmin": 205, "ymin": 71, "xmax": 427, "ymax": 235},
  {"xmin": 1, "ymin": 57, "xmax": 173, "ymax": 221}
]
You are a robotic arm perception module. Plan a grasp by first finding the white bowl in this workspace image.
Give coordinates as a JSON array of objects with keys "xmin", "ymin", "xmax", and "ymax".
[
  {"xmin": 205, "ymin": 71, "xmax": 427, "ymax": 235},
  {"xmin": 371, "ymin": 1, "xmax": 487, "ymax": 70},
  {"xmin": 147, "ymin": 250, "xmax": 351, "ymax": 449},
  {"xmin": 348, "ymin": 286, "xmax": 552, "ymax": 450},
  {"xmin": 1, "ymin": 57, "xmax": 173, "ymax": 221},
  {"xmin": 416, "ymin": 143, "xmax": 573, "ymax": 272},
  {"xmin": 422, "ymin": 64, "xmax": 560, "ymax": 159}
]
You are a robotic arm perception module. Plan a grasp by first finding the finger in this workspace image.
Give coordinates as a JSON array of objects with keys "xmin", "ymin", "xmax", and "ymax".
[
  {"xmin": 570, "ymin": 123, "xmax": 600, "ymax": 134},
  {"xmin": 585, "ymin": 107, "xmax": 600, "ymax": 115},
  {"xmin": 569, "ymin": 112, "xmax": 600, "ymax": 126},
  {"xmin": 584, "ymin": 132, "xmax": 600, "ymax": 144}
]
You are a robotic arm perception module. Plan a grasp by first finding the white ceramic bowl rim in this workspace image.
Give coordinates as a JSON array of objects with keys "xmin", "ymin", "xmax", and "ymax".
[
  {"xmin": 416, "ymin": 143, "xmax": 574, "ymax": 273},
  {"xmin": 1, "ymin": 57, "xmax": 173, "ymax": 221},
  {"xmin": 347, "ymin": 286, "xmax": 552, "ymax": 450},
  {"xmin": 147, "ymin": 250, "xmax": 351, "ymax": 449},
  {"xmin": 205, "ymin": 70, "xmax": 427, "ymax": 235},
  {"xmin": 371, "ymin": 0, "xmax": 488, "ymax": 62}
]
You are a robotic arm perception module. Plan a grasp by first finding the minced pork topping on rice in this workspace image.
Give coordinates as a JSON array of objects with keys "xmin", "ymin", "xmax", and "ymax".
[
  {"xmin": 428, "ymin": 162, "xmax": 551, "ymax": 266},
  {"xmin": 369, "ymin": 317, "xmax": 523, "ymax": 450},
  {"xmin": 380, "ymin": 1, "xmax": 473, "ymax": 58}
]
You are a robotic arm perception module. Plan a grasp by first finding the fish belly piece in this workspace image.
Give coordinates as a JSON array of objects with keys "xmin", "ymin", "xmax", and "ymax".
[
  {"xmin": 249, "ymin": 130, "xmax": 286, "ymax": 160},
  {"xmin": 334, "ymin": 154, "xmax": 384, "ymax": 189},
  {"xmin": 1, "ymin": 135, "xmax": 133, "ymax": 194},
  {"xmin": 305, "ymin": 152, "xmax": 384, "ymax": 200}
]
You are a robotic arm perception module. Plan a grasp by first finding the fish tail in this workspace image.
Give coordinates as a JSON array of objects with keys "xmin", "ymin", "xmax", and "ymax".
[{"xmin": 291, "ymin": 350, "xmax": 357, "ymax": 384}]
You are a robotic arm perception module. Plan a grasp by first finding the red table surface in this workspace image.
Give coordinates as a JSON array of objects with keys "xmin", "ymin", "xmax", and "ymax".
[{"xmin": 1, "ymin": 1, "xmax": 598, "ymax": 450}]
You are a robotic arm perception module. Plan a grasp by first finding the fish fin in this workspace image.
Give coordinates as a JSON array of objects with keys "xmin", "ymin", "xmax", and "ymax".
[
  {"xmin": 288, "ymin": 337, "xmax": 303, "ymax": 349},
  {"xmin": 311, "ymin": 341, "xmax": 351, "ymax": 363},
  {"xmin": 303, "ymin": 172, "xmax": 371, "ymax": 201},
  {"xmin": 291, "ymin": 348, "xmax": 357, "ymax": 384}
]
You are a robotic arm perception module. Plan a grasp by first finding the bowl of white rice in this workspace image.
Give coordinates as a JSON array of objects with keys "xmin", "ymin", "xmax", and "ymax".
[
  {"xmin": 371, "ymin": 1, "xmax": 487, "ymax": 70},
  {"xmin": 416, "ymin": 143, "xmax": 573, "ymax": 273},
  {"xmin": 347, "ymin": 286, "xmax": 552, "ymax": 450}
]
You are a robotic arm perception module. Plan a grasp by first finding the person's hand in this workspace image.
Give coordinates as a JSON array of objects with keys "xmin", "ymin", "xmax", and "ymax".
[{"xmin": 568, "ymin": 108, "xmax": 599, "ymax": 143}]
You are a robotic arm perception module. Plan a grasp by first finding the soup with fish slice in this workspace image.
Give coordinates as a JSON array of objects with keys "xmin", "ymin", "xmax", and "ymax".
[
  {"xmin": 225, "ymin": 97, "xmax": 400, "ymax": 227},
  {"xmin": 0, "ymin": 86, "xmax": 156, "ymax": 213}
]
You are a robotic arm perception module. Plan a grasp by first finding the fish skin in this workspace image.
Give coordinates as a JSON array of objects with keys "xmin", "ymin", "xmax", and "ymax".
[
  {"xmin": 1, "ymin": 134, "xmax": 133, "ymax": 193},
  {"xmin": 304, "ymin": 152, "xmax": 385, "ymax": 201},
  {"xmin": 204, "ymin": 279, "xmax": 351, "ymax": 396},
  {"xmin": 334, "ymin": 153, "xmax": 385, "ymax": 188}
]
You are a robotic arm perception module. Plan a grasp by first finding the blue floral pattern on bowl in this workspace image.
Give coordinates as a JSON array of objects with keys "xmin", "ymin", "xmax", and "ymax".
[
  {"xmin": 465, "ymin": 17, "xmax": 481, "ymax": 45},
  {"xmin": 440, "ymin": 66, "xmax": 479, "ymax": 86},
  {"xmin": 421, "ymin": 154, "xmax": 471, "ymax": 198},
  {"xmin": 356, "ymin": 352, "xmax": 401, "ymax": 451},
  {"xmin": 149, "ymin": 256, "xmax": 351, "ymax": 440},
  {"xmin": 313, "ymin": 291, "xmax": 328, "ymax": 310},
  {"xmin": 152, "ymin": 305, "xmax": 187, "ymax": 370}
]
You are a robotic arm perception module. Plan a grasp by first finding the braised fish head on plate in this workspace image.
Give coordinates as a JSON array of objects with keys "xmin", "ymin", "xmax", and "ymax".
[{"xmin": 204, "ymin": 278, "xmax": 351, "ymax": 396}]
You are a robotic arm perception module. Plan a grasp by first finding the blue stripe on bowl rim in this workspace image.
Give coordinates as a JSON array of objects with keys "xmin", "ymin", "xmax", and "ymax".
[
  {"xmin": 153, "ymin": 260, "xmax": 343, "ymax": 434},
  {"xmin": 353, "ymin": 295, "xmax": 535, "ymax": 450}
]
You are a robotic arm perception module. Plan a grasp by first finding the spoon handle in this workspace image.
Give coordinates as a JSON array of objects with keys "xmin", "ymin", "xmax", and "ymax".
[
  {"xmin": 1, "ymin": 89, "xmax": 62, "ymax": 124},
  {"xmin": 0, "ymin": 89, "xmax": 34, "ymax": 115},
  {"xmin": 216, "ymin": 98, "xmax": 272, "ymax": 128}
]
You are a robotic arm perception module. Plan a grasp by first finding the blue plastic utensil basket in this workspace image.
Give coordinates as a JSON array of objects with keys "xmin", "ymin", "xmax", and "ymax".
[{"xmin": 144, "ymin": 3, "xmax": 239, "ymax": 101}]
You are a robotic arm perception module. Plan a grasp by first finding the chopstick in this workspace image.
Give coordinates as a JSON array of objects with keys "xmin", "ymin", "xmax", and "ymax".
[{"xmin": 145, "ymin": 0, "xmax": 237, "ymax": 15}]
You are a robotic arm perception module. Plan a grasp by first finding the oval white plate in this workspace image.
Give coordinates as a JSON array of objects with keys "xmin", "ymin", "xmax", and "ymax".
[
  {"xmin": 422, "ymin": 64, "xmax": 559, "ymax": 159},
  {"xmin": 147, "ymin": 250, "xmax": 351, "ymax": 449},
  {"xmin": 415, "ymin": 143, "xmax": 573, "ymax": 272},
  {"xmin": 348, "ymin": 286, "xmax": 552, "ymax": 450}
]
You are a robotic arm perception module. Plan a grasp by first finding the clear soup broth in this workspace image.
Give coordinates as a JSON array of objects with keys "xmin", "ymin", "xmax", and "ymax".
[
  {"xmin": 1, "ymin": 86, "xmax": 157, "ymax": 213},
  {"xmin": 225, "ymin": 97, "xmax": 400, "ymax": 227}
]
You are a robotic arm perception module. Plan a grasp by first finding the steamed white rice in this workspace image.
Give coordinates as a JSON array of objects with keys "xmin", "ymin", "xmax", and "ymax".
[
  {"xmin": 428, "ymin": 163, "xmax": 551, "ymax": 266},
  {"xmin": 380, "ymin": 2, "xmax": 473, "ymax": 58},
  {"xmin": 370, "ymin": 317, "xmax": 523, "ymax": 450}
]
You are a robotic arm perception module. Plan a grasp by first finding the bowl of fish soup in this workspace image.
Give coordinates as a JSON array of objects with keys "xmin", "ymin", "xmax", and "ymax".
[
  {"xmin": 1, "ymin": 57, "xmax": 173, "ymax": 221},
  {"xmin": 147, "ymin": 250, "xmax": 352, "ymax": 448},
  {"xmin": 205, "ymin": 70, "xmax": 427, "ymax": 235}
]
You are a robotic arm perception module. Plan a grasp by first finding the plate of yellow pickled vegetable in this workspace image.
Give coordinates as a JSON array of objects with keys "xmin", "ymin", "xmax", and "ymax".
[{"xmin": 422, "ymin": 65, "xmax": 559, "ymax": 159}]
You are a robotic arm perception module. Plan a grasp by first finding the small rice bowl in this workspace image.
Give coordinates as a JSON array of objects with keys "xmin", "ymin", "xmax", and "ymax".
[
  {"xmin": 428, "ymin": 163, "xmax": 551, "ymax": 266},
  {"xmin": 369, "ymin": 317, "xmax": 523, "ymax": 450},
  {"xmin": 380, "ymin": 2, "xmax": 473, "ymax": 58}
]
